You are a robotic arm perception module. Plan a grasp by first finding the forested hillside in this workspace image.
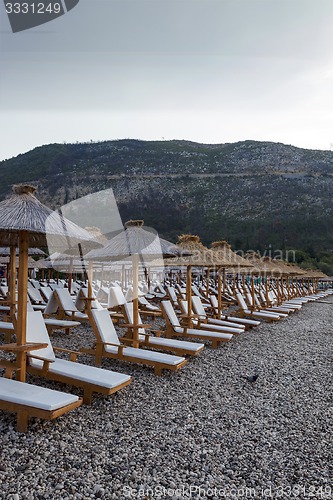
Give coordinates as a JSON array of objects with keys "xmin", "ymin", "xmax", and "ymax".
[{"xmin": 1, "ymin": 139, "xmax": 332, "ymax": 273}]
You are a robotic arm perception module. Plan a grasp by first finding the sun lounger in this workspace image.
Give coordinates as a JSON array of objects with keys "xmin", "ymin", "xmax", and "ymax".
[
  {"xmin": 236, "ymin": 292, "xmax": 281, "ymax": 321},
  {"xmin": 0, "ymin": 320, "xmax": 15, "ymax": 342},
  {"xmin": 191, "ymin": 296, "xmax": 245, "ymax": 332},
  {"xmin": 44, "ymin": 289, "xmax": 88, "ymax": 322},
  {"xmin": 180, "ymin": 300, "xmax": 243, "ymax": 335},
  {"xmin": 82, "ymin": 308, "xmax": 188, "ymax": 376},
  {"xmin": 0, "ymin": 376, "xmax": 81, "ymax": 432},
  {"xmin": 261, "ymin": 290, "xmax": 299, "ymax": 313},
  {"xmin": 75, "ymin": 286, "xmax": 104, "ymax": 312},
  {"xmin": 161, "ymin": 301, "xmax": 233, "ymax": 348},
  {"xmin": 208, "ymin": 295, "xmax": 260, "ymax": 329},
  {"xmin": 122, "ymin": 302, "xmax": 204, "ymax": 356},
  {"xmin": 26, "ymin": 311, "xmax": 132, "ymax": 404}
]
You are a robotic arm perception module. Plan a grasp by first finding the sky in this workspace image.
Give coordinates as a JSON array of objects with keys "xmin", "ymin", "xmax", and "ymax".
[{"xmin": 1, "ymin": 0, "xmax": 333, "ymax": 161}]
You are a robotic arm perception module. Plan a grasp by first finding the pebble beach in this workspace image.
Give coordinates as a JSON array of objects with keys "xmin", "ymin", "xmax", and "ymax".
[{"xmin": 0, "ymin": 297, "xmax": 332, "ymax": 499}]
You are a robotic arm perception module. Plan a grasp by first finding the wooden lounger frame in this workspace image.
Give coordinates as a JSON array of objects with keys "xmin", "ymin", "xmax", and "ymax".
[
  {"xmin": 161, "ymin": 301, "xmax": 232, "ymax": 349},
  {"xmin": 0, "ymin": 397, "xmax": 82, "ymax": 433},
  {"xmin": 82, "ymin": 310, "xmax": 188, "ymax": 376}
]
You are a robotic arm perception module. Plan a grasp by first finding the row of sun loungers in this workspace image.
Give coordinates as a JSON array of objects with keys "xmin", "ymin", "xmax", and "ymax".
[{"xmin": 0, "ymin": 277, "xmax": 331, "ymax": 431}]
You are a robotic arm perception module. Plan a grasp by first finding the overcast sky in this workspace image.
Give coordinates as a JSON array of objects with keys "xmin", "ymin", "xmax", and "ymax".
[{"xmin": 1, "ymin": 0, "xmax": 333, "ymax": 160}]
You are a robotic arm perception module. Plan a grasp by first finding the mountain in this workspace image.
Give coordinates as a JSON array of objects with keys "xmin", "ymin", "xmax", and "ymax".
[{"xmin": 1, "ymin": 139, "xmax": 332, "ymax": 272}]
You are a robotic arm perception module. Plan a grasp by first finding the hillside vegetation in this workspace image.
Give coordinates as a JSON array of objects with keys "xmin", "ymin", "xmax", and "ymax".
[{"xmin": 1, "ymin": 139, "xmax": 332, "ymax": 273}]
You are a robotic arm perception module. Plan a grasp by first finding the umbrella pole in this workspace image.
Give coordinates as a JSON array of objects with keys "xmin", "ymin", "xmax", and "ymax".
[
  {"xmin": 68, "ymin": 256, "xmax": 73, "ymax": 294},
  {"xmin": 101, "ymin": 264, "xmax": 104, "ymax": 288},
  {"xmin": 286, "ymin": 274, "xmax": 290, "ymax": 299},
  {"xmin": 9, "ymin": 245, "xmax": 16, "ymax": 319},
  {"xmin": 265, "ymin": 276, "xmax": 270, "ymax": 306},
  {"xmin": 16, "ymin": 230, "xmax": 29, "ymax": 382},
  {"xmin": 218, "ymin": 268, "xmax": 222, "ymax": 319},
  {"xmin": 251, "ymin": 275, "xmax": 255, "ymax": 311},
  {"xmin": 186, "ymin": 265, "xmax": 192, "ymax": 327},
  {"xmin": 121, "ymin": 264, "xmax": 125, "ymax": 292},
  {"xmin": 206, "ymin": 268, "xmax": 210, "ymax": 299},
  {"xmin": 132, "ymin": 254, "xmax": 139, "ymax": 348}
]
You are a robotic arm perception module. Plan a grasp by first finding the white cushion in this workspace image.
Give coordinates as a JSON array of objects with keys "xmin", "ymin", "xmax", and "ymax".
[
  {"xmin": 104, "ymin": 345, "xmax": 185, "ymax": 365},
  {"xmin": 91, "ymin": 309, "xmax": 120, "ymax": 345},
  {"xmin": 222, "ymin": 315, "xmax": 260, "ymax": 326},
  {"xmin": 0, "ymin": 321, "xmax": 14, "ymax": 331},
  {"xmin": 161, "ymin": 301, "xmax": 180, "ymax": 326},
  {"xmin": 207, "ymin": 317, "xmax": 245, "ymax": 329},
  {"xmin": 26, "ymin": 312, "xmax": 56, "ymax": 362},
  {"xmin": 244, "ymin": 309, "xmax": 280, "ymax": 319},
  {"xmin": 138, "ymin": 334, "xmax": 204, "ymax": 352},
  {"xmin": 0, "ymin": 377, "xmax": 79, "ymax": 411},
  {"xmin": 108, "ymin": 287, "xmax": 126, "ymax": 308},
  {"xmin": 44, "ymin": 319, "xmax": 80, "ymax": 328},
  {"xmin": 28, "ymin": 358, "xmax": 131, "ymax": 388},
  {"xmin": 192, "ymin": 320, "xmax": 242, "ymax": 334},
  {"xmin": 55, "ymin": 289, "xmax": 78, "ymax": 312},
  {"xmin": 174, "ymin": 326, "xmax": 233, "ymax": 340}
]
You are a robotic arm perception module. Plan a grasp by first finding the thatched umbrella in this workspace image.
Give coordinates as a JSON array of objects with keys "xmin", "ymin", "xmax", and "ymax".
[
  {"xmin": 243, "ymin": 253, "xmax": 288, "ymax": 305},
  {"xmin": 210, "ymin": 240, "xmax": 253, "ymax": 307},
  {"xmin": 165, "ymin": 235, "xmax": 240, "ymax": 322},
  {"xmin": 0, "ymin": 184, "xmax": 101, "ymax": 382},
  {"xmin": 0, "ymin": 247, "xmax": 46, "ymax": 257},
  {"xmin": 85, "ymin": 220, "xmax": 187, "ymax": 347},
  {"xmin": 0, "ymin": 256, "xmax": 40, "ymax": 268}
]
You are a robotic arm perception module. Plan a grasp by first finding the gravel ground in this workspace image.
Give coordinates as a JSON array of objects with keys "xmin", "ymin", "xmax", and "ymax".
[{"xmin": 0, "ymin": 295, "xmax": 332, "ymax": 499}]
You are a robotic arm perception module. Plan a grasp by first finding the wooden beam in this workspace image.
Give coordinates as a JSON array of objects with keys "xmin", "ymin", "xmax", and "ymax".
[{"xmin": 16, "ymin": 230, "xmax": 29, "ymax": 382}]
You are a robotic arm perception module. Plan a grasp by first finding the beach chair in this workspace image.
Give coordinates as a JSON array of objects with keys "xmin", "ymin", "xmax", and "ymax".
[
  {"xmin": 25, "ymin": 298, "xmax": 81, "ymax": 336},
  {"xmin": 259, "ymin": 289, "xmax": 298, "ymax": 313},
  {"xmin": 39, "ymin": 286, "xmax": 53, "ymax": 303},
  {"xmin": 81, "ymin": 308, "xmax": 188, "ymax": 376},
  {"xmin": 180, "ymin": 300, "xmax": 243, "ymax": 335},
  {"xmin": 121, "ymin": 302, "xmax": 204, "ymax": 356},
  {"xmin": 161, "ymin": 301, "xmax": 233, "ymax": 348},
  {"xmin": 0, "ymin": 320, "xmax": 15, "ymax": 343},
  {"xmin": 191, "ymin": 284, "xmax": 210, "ymax": 304},
  {"xmin": 26, "ymin": 311, "xmax": 132, "ymax": 404},
  {"xmin": 191, "ymin": 296, "xmax": 246, "ymax": 332},
  {"xmin": 28, "ymin": 287, "xmax": 46, "ymax": 306},
  {"xmin": 208, "ymin": 295, "xmax": 260, "ymax": 329},
  {"xmin": 138, "ymin": 296, "xmax": 162, "ymax": 315},
  {"xmin": 44, "ymin": 289, "xmax": 88, "ymax": 322},
  {"xmin": 244, "ymin": 291, "xmax": 289, "ymax": 318},
  {"xmin": 75, "ymin": 286, "xmax": 104, "ymax": 312},
  {"xmin": 109, "ymin": 286, "xmax": 160, "ymax": 320},
  {"xmin": 0, "ymin": 376, "xmax": 81, "ymax": 432},
  {"xmin": 236, "ymin": 292, "xmax": 281, "ymax": 322},
  {"xmin": 0, "ymin": 286, "xmax": 9, "ymax": 298},
  {"xmin": 166, "ymin": 286, "xmax": 181, "ymax": 308}
]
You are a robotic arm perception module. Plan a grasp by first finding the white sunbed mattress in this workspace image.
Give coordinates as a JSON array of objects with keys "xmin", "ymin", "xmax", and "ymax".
[{"xmin": 0, "ymin": 377, "xmax": 79, "ymax": 411}]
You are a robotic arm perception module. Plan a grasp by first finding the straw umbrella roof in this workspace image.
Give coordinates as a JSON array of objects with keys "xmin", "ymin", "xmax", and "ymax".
[
  {"xmin": 268, "ymin": 258, "xmax": 307, "ymax": 276},
  {"xmin": 32, "ymin": 259, "xmax": 48, "ymax": 270},
  {"xmin": 85, "ymin": 220, "xmax": 186, "ymax": 261},
  {"xmin": 0, "ymin": 185, "xmax": 101, "ymax": 249},
  {"xmin": 0, "ymin": 246, "xmax": 46, "ymax": 256},
  {"xmin": 243, "ymin": 253, "xmax": 291, "ymax": 277},
  {"xmin": 301, "ymin": 268, "xmax": 328, "ymax": 279},
  {"xmin": 84, "ymin": 226, "xmax": 108, "ymax": 245},
  {"xmin": 165, "ymin": 234, "xmax": 236, "ymax": 268},
  {"xmin": 0, "ymin": 256, "xmax": 40, "ymax": 268},
  {"xmin": 211, "ymin": 240, "xmax": 252, "ymax": 268}
]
